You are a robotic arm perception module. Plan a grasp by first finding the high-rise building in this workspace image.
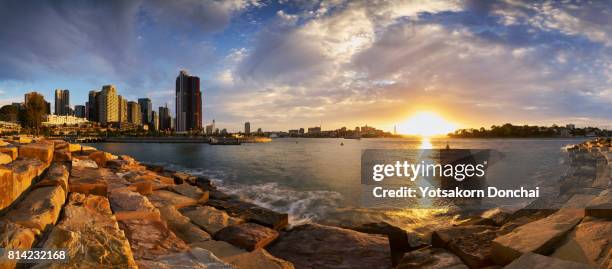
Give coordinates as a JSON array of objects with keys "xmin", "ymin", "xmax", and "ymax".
[
  {"xmin": 118, "ymin": 95, "xmax": 128, "ymax": 123},
  {"xmin": 54, "ymin": 89, "xmax": 70, "ymax": 115},
  {"xmin": 87, "ymin": 90, "xmax": 99, "ymax": 122},
  {"xmin": 175, "ymin": 70, "xmax": 202, "ymax": 132},
  {"xmin": 151, "ymin": 111, "xmax": 159, "ymax": 131},
  {"xmin": 127, "ymin": 101, "xmax": 141, "ymax": 125},
  {"xmin": 244, "ymin": 122, "xmax": 251, "ymax": 135},
  {"xmin": 99, "ymin": 85, "xmax": 119, "ymax": 124},
  {"xmin": 138, "ymin": 98, "xmax": 152, "ymax": 125},
  {"xmin": 74, "ymin": 105, "xmax": 86, "ymax": 118},
  {"xmin": 159, "ymin": 105, "xmax": 171, "ymax": 130}
]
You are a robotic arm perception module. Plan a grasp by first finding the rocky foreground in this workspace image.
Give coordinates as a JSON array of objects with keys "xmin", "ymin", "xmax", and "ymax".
[{"xmin": 0, "ymin": 137, "xmax": 610, "ymax": 269}]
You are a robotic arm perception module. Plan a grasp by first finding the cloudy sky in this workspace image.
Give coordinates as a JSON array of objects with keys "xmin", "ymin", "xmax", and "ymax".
[{"xmin": 0, "ymin": 0, "xmax": 611, "ymax": 131}]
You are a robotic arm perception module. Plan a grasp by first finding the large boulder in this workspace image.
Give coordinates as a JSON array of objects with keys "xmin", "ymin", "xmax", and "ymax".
[
  {"xmin": 88, "ymin": 150, "xmax": 117, "ymax": 168},
  {"xmin": 171, "ymin": 183, "xmax": 209, "ymax": 201},
  {"xmin": 224, "ymin": 249, "xmax": 294, "ymax": 269},
  {"xmin": 18, "ymin": 142, "xmax": 53, "ymax": 167},
  {"xmin": 504, "ymin": 252, "xmax": 593, "ymax": 269},
  {"xmin": 6, "ymin": 185, "xmax": 65, "ymax": 231},
  {"xmin": 36, "ymin": 193, "xmax": 137, "ymax": 268},
  {"xmin": 34, "ymin": 163, "xmax": 69, "ymax": 193},
  {"xmin": 0, "ymin": 221, "xmax": 39, "ymax": 269},
  {"xmin": 0, "ymin": 145, "xmax": 18, "ymax": 160},
  {"xmin": 147, "ymin": 190, "xmax": 199, "ymax": 208},
  {"xmin": 135, "ymin": 248, "xmax": 236, "ymax": 269},
  {"xmin": 158, "ymin": 205, "xmax": 212, "ymax": 244},
  {"xmin": 214, "ymin": 223, "xmax": 279, "ymax": 251},
  {"xmin": 0, "ymin": 153, "xmax": 11, "ymax": 165},
  {"xmin": 117, "ymin": 217, "xmax": 190, "ymax": 260},
  {"xmin": 552, "ymin": 217, "xmax": 612, "ymax": 268},
  {"xmin": 206, "ymin": 199, "xmax": 289, "ymax": 230},
  {"xmin": 181, "ymin": 206, "xmax": 243, "ymax": 234},
  {"xmin": 267, "ymin": 223, "xmax": 391, "ymax": 269},
  {"xmin": 190, "ymin": 240, "xmax": 246, "ymax": 260},
  {"xmin": 395, "ymin": 247, "xmax": 468, "ymax": 269},
  {"xmin": 585, "ymin": 190, "xmax": 611, "ymax": 219},
  {"xmin": 69, "ymin": 167, "xmax": 129, "ymax": 196},
  {"xmin": 109, "ymin": 188, "xmax": 158, "ymax": 213},
  {"xmin": 52, "ymin": 148, "xmax": 71, "ymax": 162},
  {"xmin": 71, "ymin": 157, "xmax": 98, "ymax": 168},
  {"xmin": 0, "ymin": 158, "xmax": 45, "ymax": 211}
]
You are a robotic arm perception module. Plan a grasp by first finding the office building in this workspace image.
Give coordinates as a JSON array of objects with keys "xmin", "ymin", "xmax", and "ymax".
[
  {"xmin": 87, "ymin": 90, "xmax": 99, "ymax": 122},
  {"xmin": 151, "ymin": 111, "xmax": 159, "ymax": 131},
  {"xmin": 54, "ymin": 89, "xmax": 70, "ymax": 115},
  {"xmin": 127, "ymin": 101, "xmax": 141, "ymax": 125},
  {"xmin": 245, "ymin": 122, "xmax": 251, "ymax": 135},
  {"xmin": 159, "ymin": 105, "xmax": 171, "ymax": 130},
  {"xmin": 99, "ymin": 85, "xmax": 119, "ymax": 124},
  {"xmin": 138, "ymin": 98, "xmax": 152, "ymax": 125},
  {"xmin": 74, "ymin": 105, "xmax": 86, "ymax": 118},
  {"xmin": 118, "ymin": 95, "xmax": 128, "ymax": 123},
  {"xmin": 175, "ymin": 70, "xmax": 202, "ymax": 132}
]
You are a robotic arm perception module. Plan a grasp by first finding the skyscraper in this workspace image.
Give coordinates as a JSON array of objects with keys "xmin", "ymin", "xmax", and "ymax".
[
  {"xmin": 87, "ymin": 90, "xmax": 99, "ymax": 122},
  {"xmin": 74, "ymin": 105, "xmax": 86, "ymax": 118},
  {"xmin": 151, "ymin": 111, "xmax": 159, "ymax": 131},
  {"xmin": 159, "ymin": 105, "xmax": 171, "ymax": 130},
  {"xmin": 138, "ymin": 98, "xmax": 152, "ymax": 126},
  {"xmin": 127, "ymin": 101, "xmax": 141, "ymax": 125},
  {"xmin": 244, "ymin": 122, "xmax": 251, "ymax": 135},
  {"xmin": 175, "ymin": 70, "xmax": 202, "ymax": 132},
  {"xmin": 54, "ymin": 89, "xmax": 70, "ymax": 115},
  {"xmin": 99, "ymin": 85, "xmax": 119, "ymax": 124},
  {"xmin": 118, "ymin": 95, "xmax": 128, "ymax": 123}
]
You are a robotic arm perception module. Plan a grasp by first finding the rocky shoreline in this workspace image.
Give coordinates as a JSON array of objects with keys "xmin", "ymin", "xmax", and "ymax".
[{"xmin": 0, "ymin": 137, "xmax": 610, "ymax": 268}]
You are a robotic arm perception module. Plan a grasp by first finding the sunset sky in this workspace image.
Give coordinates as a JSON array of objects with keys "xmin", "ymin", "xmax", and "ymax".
[{"xmin": 0, "ymin": 0, "xmax": 610, "ymax": 132}]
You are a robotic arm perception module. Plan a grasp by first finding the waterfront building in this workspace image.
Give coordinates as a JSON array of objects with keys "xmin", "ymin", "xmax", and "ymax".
[
  {"xmin": 43, "ymin": 115, "xmax": 88, "ymax": 126},
  {"xmin": 99, "ymin": 85, "xmax": 119, "ymax": 124},
  {"xmin": 118, "ymin": 95, "xmax": 128, "ymax": 123},
  {"xmin": 175, "ymin": 70, "xmax": 202, "ymax": 132},
  {"xmin": 245, "ymin": 122, "xmax": 251, "ymax": 135},
  {"xmin": 289, "ymin": 129, "xmax": 299, "ymax": 136},
  {"xmin": 138, "ymin": 98, "xmax": 152, "ymax": 124},
  {"xmin": 299, "ymin": 128, "xmax": 304, "ymax": 134},
  {"xmin": 308, "ymin": 126, "xmax": 321, "ymax": 134},
  {"xmin": 159, "ymin": 105, "xmax": 171, "ymax": 130},
  {"xmin": 87, "ymin": 90, "xmax": 99, "ymax": 122},
  {"xmin": 54, "ymin": 89, "xmax": 70, "ymax": 115},
  {"xmin": 127, "ymin": 101, "xmax": 141, "ymax": 125},
  {"xmin": 74, "ymin": 105, "xmax": 86, "ymax": 118},
  {"xmin": 151, "ymin": 111, "xmax": 159, "ymax": 131}
]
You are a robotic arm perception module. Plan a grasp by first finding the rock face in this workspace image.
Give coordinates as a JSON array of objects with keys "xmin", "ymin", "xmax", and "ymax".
[
  {"xmin": 38, "ymin": 193, "xmax": 137, "ymax": 268},
  {"xmin": 158, "ymin": 205, "xmax": 212, "ymax": 244},
  {"xmin": 552, "ymin": 217, "xmax": 612, "ymax": 268},
  {"xmin": 586, "ymin": 190, "xmax": 611, "ymax": 219},
  {"xmin": 395, "ymin": 247, "xmax": 468, "ymax": 269},
  {"xmin": 52, "ymin": 149, "xmax": 71, "ymax": 162},
  {"xmin": 71, "ymin": 157, "xmax": 98, "ymax": 168},
  {"xmin": 348, "ymin": 222, "xmax": 426, "ymax": 265},
  {"xmin": 432, "ymin": 225, "xmax": 497, "ymax": 268},
  {"xmin": 503, "ymin": 252, "xmax": 593, "ymax": 269},
  {"xmin": 0, "ymin": 221, "xmax": 39, "ymax": 269},
  {"xmin": 147, "ymin": 190, "xmax": 199, "ymax": 208},
  {"xmin": 190, "ymin": 240, "xmax": 246, "ymax": 259},
  {"xmin": 18, "ymin": 142, "xmax": 53, "ymax": 166},
  {"xmin": 267, "ymin": 223, "xmax": 391, "ymax": 269},
  {"xmin": 135, "ymin": 248, "xmax": 236, "ymax": 269},
  {"xmin": 0, "ymin": 158, "xmax": 45, "ymax": 211},
  {"xmin": 0, "ymin": 145, "xmax": 18, "ymax": 160},
  {"xmin": 34, "ymin": 163, "xmax": 69, "ymax": 193},
  {"xmin": 171, "ymin": 183, "xmax": 209, "ymax": 201},
  {"xmin": 206, "ymin": 199, "xmax": 289, "ymax": 230},
  {"xmin": 6, "ymin": 185, "xmax": 65, "ymax": 231},
  {"xmin": 69, "ymin": 166, "xmax": 129, "ymax": 196},
  {"xmin": 214, "ymin": 222, "xmax": 279, "ymax": 251},
  {"xmin": 225, "ymin": 249, "xmax": 294, "ymax": 269},
  {"xmin": 117, "ymin": 217, "xmax": 190, "ymax": 260},
  {"xmin": 0, "ymin": 153, "xmax": 11, "ymax": 164},
  {"xmin": 181, "ymin": 206, "xmax": 244, "ymax": 234}
]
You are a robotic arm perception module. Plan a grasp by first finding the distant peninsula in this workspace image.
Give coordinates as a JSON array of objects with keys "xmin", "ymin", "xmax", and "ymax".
[{"xmin": 448, "ymin": 123, "xmax": 610, "ymax": 138}]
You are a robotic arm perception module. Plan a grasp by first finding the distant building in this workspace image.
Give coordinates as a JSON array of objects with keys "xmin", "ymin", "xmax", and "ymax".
[
  {"xmin": 74, "ymin": 105, "xmax": 86, "ymax": 118},
  {"xmin": 99, "ymin": 85, "xmax": 119, "ymax": 124},
  {"xmin": 43, "ymin": 115, "xmax": 88, "ymax": 126},
  {"xmin": 118, "ymin": 95, "xmax": 128, "ymax": 123},
  {"xmin": 244, "ymin": 122, "xmax": 251, "ymax": 135},
  {"xmin": 308, "ymin": 127, "xmax": 321, "ymax": 134},
  {"xmin": 257, "ymin": 128, "xmax": 262, "ymax": 134},
  {"xmin": 87, "ymin": 90, "xmax": 99, "ymax": 122},
  {"xmin": 566, "ymin": 124, "xmax": 575, "ymax": 130},
  {"xmin": 151, "ymin": 111, "xmax": 159, "ymax": 131},
  {"xmin": 54, "ymin": 89, "xmax": 70, "ymax": 115},
  {"xmin": 299, "ymin": 128, "xmax": 304, "ymax": 134},
  {"xmin": 288, "ymin": 129, "xmax": 299, "ymax": 135},
  {"xmin": 205, "ymin": 124, "xmax": 213, "ymax": 135},
  {"xmin": 159, "ymin": 105, "xmax": 171, "ymax": 130},
  {"xmin": 127, "ymin": 101, "xmax": 141, "ymax": 125},
  {"xmin": 176, "ymin": 70, "xmax": 202, "ymax": 132},
  {"xmin": 138, "ymin": 98, "xmax": 152, "ymax": 125}
]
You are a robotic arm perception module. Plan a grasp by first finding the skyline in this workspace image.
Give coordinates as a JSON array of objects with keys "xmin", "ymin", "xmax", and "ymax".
[{"xmin": 0, "ymin": 1, "xmax": 611, "ymax": 132}]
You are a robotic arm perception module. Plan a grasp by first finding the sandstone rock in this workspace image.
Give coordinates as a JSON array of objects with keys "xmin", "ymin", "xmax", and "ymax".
[
  {"xmin": 34, "ymin": 163, "xmax": 69, "ymax": 193},
  {"xmin": 395, "ymin": 247, "xmax": 468, "ymax": 269},
  {"xmin": 52, "ymin": 148, "xmax": 71, "ymax": 162},
  {"xmin": 191, "ymin": 240, "xmax": 246, "ymax": 259},
  {"xmin": 89, "ymin": 150, "xmax": 111, "ymax": 167},
  {"xmin": 206, "ymin": 199, "xmax": 289, "ymax": 230},
  {"xmin": 17, "ymin": 137, "xmax": 32, "ymax": 144},
  {"xmin": 0, "ymin": 158, "xmax": 45, "ymax": 211},
  {"xmin": 158, "ymin": 205, "xmax": 212, "ymax": 244},
  {"xmin": 267, "ymin": 223, "xmax": 391, "ymax": 269},
  {"xmin": 446, "ymin": 228, "xmax": 498, "ymax": 268},
  {"xmin": 68, "ymin": 143, "xmax": 81, "ymax": 152},
  {"xmin": 49, "ymin": 139, "xmax": 68, "ymax": 150},
  {"xmin": 120, "ymin": 170, "xmax": 175, "ymax": 189},
  {"xmin": 35, "ymin": 193, "xmax": 137, "ymax": 268},
  {"xmin": 196, "ymin": 176, "xmax": 214, "ymax": 191},
  {"xmin": 144, "ymin": 163, "xmax": 164, "ymax": 172},
  {"xmin": 147, "ymin": 190, "xmax": 199, "ymax": 208},
  {"xmin": 0, "ymin": 153, "xmax": 11, "ymax": 164},
  {"xmin": 172, "ymin": 171, "xmax": 197, "ymax": 184},
  {"xmin": 69, "ymin": 166, "xmax": 129, "ymax": 196},
  {"xmin": 0, "ymin": 145, "xmax": 18, "ymax": 160},
  {"xmin": 81, "ymin": 145, "xmax": 97, "ymax": 152},
  {"xmin": 586, "ymin": 190, "xmax": 611, "ymax": 219},
  {"xmin": 552, "ymin": 217, "xmax": 612, "ymax": 268},
  {"xmin": 214, "ymin": 222, "xmax": 279, "ymax": 251},
  {"xmin": 18, "ymin": 142, "xmax": 53, "ymax": 166},
  {"xmin": 117, "ymin": 217, "xmax": 190, "ymax": 260},
  {"xmin": 6, "ymin": 186, "xmax": 65, "ymax": 231},
  {"xmin": 225, "ymin": 249, "xmax": 294, "ymax": 269},
  {"xmin": 136, "ymin": 247, "xmax": 236, "ymax": 269},
  {"xmin": 503, "ymin": 252, "xmax": 593, "ymax": 269},
  {"xmin": 71, "ymin": 157, "xmax": 98, "ymax": 168},
  {"xmin": 181, "ymin": 206, "xmax": 243, "ymax": 234},
  {"xmin": 432, "ymin": 225, "xmax": 494, "ymax": 248},
  {"xmin": 171, "ymin": 183, "xmax": 209, "ymax": 201},
  {"xmin": 109, "ymin": 188, "xmax": 158, "ymax": 213},
  {"xmin": 0, "ymin": 221, "xmax": 38, "ymax": 269}
]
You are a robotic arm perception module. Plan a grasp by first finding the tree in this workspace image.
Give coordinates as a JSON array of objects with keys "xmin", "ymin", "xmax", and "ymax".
[
  {"xmin": 0, "ymin": 105, "xmax": 19, "ymax": 122},
  {"xmin": 21, "ymin": 93, "xmax": 46, "ymax": 136}
]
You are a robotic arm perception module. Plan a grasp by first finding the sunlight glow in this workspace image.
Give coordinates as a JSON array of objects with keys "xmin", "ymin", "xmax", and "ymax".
[{"xmin": 398, "ymin": 111, "xmax": 457, "ymax": 136}]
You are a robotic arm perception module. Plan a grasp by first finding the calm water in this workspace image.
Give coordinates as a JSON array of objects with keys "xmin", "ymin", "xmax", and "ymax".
[{"xmin": 87, "ymin": 137, "xmax": 587, "ymax": 235}]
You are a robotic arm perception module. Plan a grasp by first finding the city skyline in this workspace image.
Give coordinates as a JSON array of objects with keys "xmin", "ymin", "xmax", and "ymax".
[{"xmin": 0, "ymin": 1, "xmax": 611, "ymax": 132}]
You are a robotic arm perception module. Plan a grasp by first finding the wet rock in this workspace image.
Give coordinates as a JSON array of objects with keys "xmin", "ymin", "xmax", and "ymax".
[
  {"xmin": 18, "ymin": 142, "xmax": 53, "ymax": 166},
  {"xmin": 585, "ymin": 190, "xmax": 611, "ymax": 219},
  {"xmin": 0, "ymin": 221, "xmax": 38, "ymax": 269},
  {"xmin": 180, "ymin": 206, "xmax": 243, "ymax": 234},
  {"xmin": 347, "ymin": 222, "xmax": 427, "ymax": 265},
  {"xmin": 395, "ymin": 247, "xmax": 468, "ymax": 269},
  {"xmin": 0, "ymin": 158, "xmax": 45, "ymax": 210},
  {"xmin": 6, "ymin": 185, "xmax": 65, "ymax": 231},
  {"xmin": 136, "ymin": 247, "xmax": 235, "ymax": 269},
  {"xmin": 206, "ymin": 199, "xmax": 289, "ymax": 230},
  {"xmin": 34, "ymin": 163, "xmax": 69, "ymax": 193},
  {"xmin": 71, "ymin": 157, "xmax": 98, "ymax": 168},
  {"xmin": 504, "ymin": 252, "xmax": 593, "ymax": 269},
  {"xmin": 190, "ymin": 240, "xmax": 246, "ymax": 259},
  {"xmin": 0, "ymin": 145, "xmax": 18, "ymax": 160},
  {"xmin": 172, "ymin": 171, "xmax": 197, "ymax": 184},
  {"xmin": 267, "ymin": 223, "xmax": 391, "ymax": 269},
  {"xmin": 147, "ymin": 190, "xmax": 199, "ymax": 208},
  {"xmin": 158, "ymin": 205, "xmax": 212, "ymax": 244},
  {"xmin": 52, "ymin": 149, "xmax": 71, "ymax": 162},
  {"xmin": 171, "ymin": 183, "xmax": 209, "ymax": 201},
  {"xmin": 225, "ymin": 249, "xmax": 294, "ymax": 269},
  {"xmin": 144, "ymin": 163, "xmax": 164, "ymax": 173},
  {"xmin": 196, "ymin": 176, "xmax": 214, "ymax": 191},
  {"xmin": 36, "ymin": 193, "xmax": 137, "ymax": 268},
  {"xmin": 552, "ymin": 217, "xmax": 612, "ymax": 268},
  {"xmin": 214, "ymin": 222, "xmax": 279, "ymax": 251},
  {"xmin": 0, "ymin": 153, "xmax": 11, "ymax": 164}
]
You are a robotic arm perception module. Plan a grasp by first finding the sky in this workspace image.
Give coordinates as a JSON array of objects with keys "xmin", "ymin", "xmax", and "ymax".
[{"xmin": 0, "ymin": 0, "xmax": 611, "ymax": 132}]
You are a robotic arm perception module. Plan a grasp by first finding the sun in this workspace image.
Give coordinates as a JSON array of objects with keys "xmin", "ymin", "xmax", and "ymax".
[{"xmin": 398, "ymin": 111, "xmax": 457, "ymax": 137}]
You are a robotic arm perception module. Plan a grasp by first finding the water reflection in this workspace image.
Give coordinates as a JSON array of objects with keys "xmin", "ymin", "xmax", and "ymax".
[{"xmin": 420, "ymin": 136, "xmax": 433, "ymax": 149}]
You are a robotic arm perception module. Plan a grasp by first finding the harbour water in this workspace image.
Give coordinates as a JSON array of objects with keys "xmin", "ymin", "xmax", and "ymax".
[{"xmin": 87, "ymin": 137, "xmax": 587, "ymax": 235}]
